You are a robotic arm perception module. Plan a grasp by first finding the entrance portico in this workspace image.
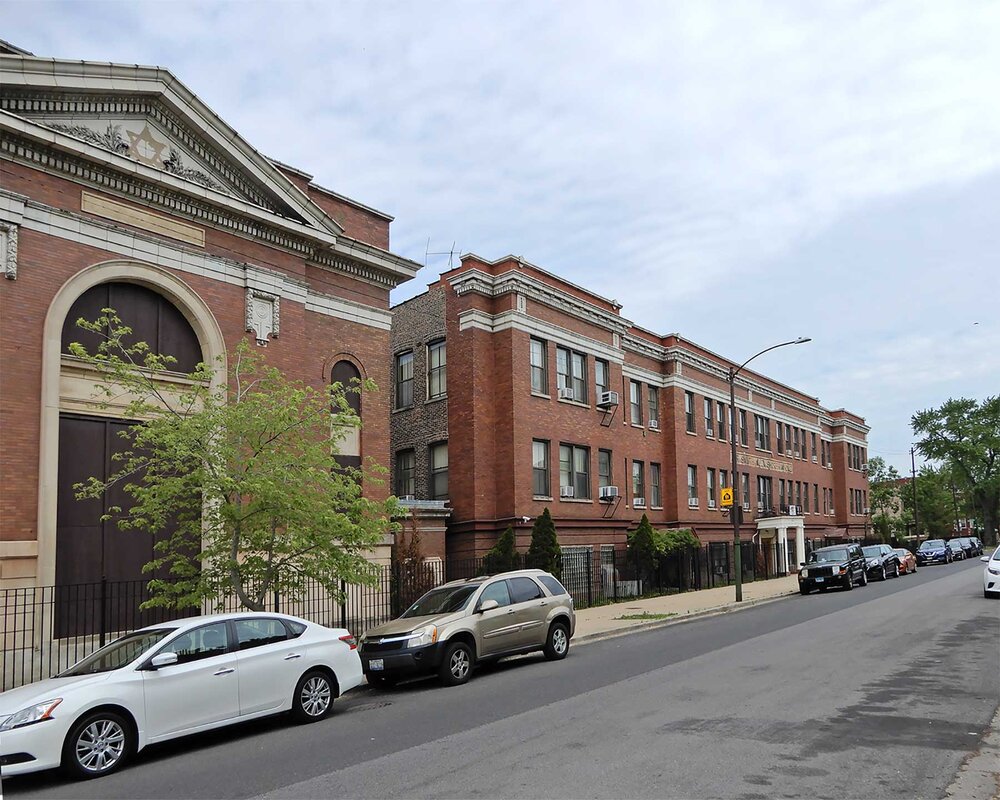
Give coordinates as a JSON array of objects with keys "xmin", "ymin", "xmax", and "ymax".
[{"xmin": 756, "ymin": 514, "xmax": 805, "ymax": 574}]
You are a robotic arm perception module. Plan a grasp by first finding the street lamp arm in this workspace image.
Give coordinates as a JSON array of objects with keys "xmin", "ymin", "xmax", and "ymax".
[{"xmin": 732, "ymin": 337, "xmax": 812, "ymax": 378}]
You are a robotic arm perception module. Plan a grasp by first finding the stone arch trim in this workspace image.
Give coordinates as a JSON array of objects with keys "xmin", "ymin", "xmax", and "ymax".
[
  {"xmin": 37, "ymin": 260, "xmax": 227, "ymax": 588},
  {"xmin": 322, "ymin": 351, "xmax": 368, "ymax": 382}
]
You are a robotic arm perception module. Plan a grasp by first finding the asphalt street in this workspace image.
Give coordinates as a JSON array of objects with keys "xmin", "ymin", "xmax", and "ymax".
[{"xmin": 6, "ymin": 559, "xmax": 997, "ymax": 799}]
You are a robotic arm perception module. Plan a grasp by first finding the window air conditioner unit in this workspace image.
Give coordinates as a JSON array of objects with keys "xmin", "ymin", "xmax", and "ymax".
[
  {"xmin": 688, "ymin": 497, "xmax": 699, "ymax": 508},
  {"xmin": 742, "ymin": 501, "xmax": 750, "ymax": 510},
  {"xmin": 787, "ymin": 505, "xmax": 798, "ymax": 515},
  {"xmin": 599, "ymin": 485, "xmax": 619, "ymax": 501},
  {"xmin": 558, "ymin": 387, "xmax": 575, "ymax": 401},
  {"xmin": 861, "ymin": 462, "xmax": 868, "ymax": 472},
  {"xmin": 634, "ymin": 498, "xmax": 647, "ymax": 509},
  {"xmin": 757, "ymin": 503, "xmax": 764, "ymax": 511},
  {"xmin": 400, "ymin": 495, "xmax": 415, "ymax": 501},
  {"xmin": 863, "ymin": 507, "xmax": 871, "ymax": 514},
  {"xmin": 648, "ymin": 419, "xmax": 659, "ymax": 430},
  {"xmin": 597, "ymin": 390, "xmax": 619, "ymax": 408},
  {"xmin": 560, "ymin": 485, "xmax": 575, "ymax": 498},
  {"xmin": 812, "ymin": 456, "xmax": 818, "ymax": 463},
  {"xmin": 708, "ymin": 499, "xmax": 716, "ymax": 509}
]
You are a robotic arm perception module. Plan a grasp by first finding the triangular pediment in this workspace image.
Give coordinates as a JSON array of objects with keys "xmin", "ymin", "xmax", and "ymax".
[{"xmin": 0, "ymin": 56, "xmax": 343, "ymax": 236}]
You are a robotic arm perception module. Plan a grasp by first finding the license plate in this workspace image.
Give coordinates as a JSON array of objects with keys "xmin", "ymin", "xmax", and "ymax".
[
  {"xmin": 815, "ymin": 577, "xmax": 824, "ymax": 583},
  {"xmin": 369, "ymin": 658, "xmax": 384, "ymax": 671}
]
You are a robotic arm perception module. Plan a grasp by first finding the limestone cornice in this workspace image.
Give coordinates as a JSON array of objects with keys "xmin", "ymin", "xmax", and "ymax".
[{"xmin": 450, "ymin": 269, "xmax": 629, "ymax": 335}]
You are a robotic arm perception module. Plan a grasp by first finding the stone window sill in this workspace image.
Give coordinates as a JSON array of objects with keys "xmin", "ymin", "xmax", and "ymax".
[
  {"xmin": 531, "ymin": 391, "xmax": 551, "ymax": 400},
  {"xmin": 560, "ymin": 497, "xmax": 594, "ymax": 504},
  {"xmin": 392, "ymin": 406, "xmax": 414, "ymax": 414},
  {"xmin": 533, "ymin": 495, "xmax": 553, "ymax": 501},
  {"xmin": 557, "ymin": 397, "xmax": 591, "ymax": 409},
  {"xmin": 425, "ymin": 396, "xmax": 447, "ymax": 405}
]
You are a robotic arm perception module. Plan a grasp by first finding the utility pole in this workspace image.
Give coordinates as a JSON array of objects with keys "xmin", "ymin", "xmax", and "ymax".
[{"xmin": 910, "ymin": 447, "xmax": 920, "ymax": 539}]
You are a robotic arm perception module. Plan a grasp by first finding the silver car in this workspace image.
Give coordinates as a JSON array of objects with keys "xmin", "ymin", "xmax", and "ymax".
[{"xmin": 359, "ymin": 569, "xmax": 576, "ymax": 687}]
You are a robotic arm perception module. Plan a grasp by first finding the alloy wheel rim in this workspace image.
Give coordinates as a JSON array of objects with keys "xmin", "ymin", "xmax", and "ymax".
[
  {"xmin": 301, "ymin": 676, "xmax": 332, "ymax": 716},
  {"xmin": 76, "ymin": 719, "xmax": 125, "ymax": 773},
  {"xmin": 553, "ymin": 628, "xmax": 568, "ymax": 654},
  {"xmin": 450, "ymin": 649, "xmax": 470, "ymax": 679}
]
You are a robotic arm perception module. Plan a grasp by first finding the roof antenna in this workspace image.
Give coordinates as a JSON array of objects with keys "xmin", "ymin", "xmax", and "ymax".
[{"xmin": 425, "ymin": 239, "xmax": 459, "ymax": 270}]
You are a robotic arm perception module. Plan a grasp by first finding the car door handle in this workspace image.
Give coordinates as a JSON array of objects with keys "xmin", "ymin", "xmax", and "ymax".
[
  {"xmin": 506, "ymin": 609, "xmax": 516, "ymax": 615},
  {"xmin": 539, "ymin": 601, "xmax": 548, "ymax": 607},
  {"xmin": 213, "ymin": 667, "xmax": 235, "ymax": 676},
  {"xmin": 283, "ymin": 653, "xmax": 302, "ymax": 661}
]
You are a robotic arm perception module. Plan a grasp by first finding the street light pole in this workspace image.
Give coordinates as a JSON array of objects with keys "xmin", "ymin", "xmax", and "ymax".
[{"xmin": 729, "ymin": 337, "xmax": 811, "ymax": 603}]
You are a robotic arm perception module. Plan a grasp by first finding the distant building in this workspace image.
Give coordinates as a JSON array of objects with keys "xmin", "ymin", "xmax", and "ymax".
[{"xmin": 391, "ymin": 254, "xmax": 871, "ymax": 572}]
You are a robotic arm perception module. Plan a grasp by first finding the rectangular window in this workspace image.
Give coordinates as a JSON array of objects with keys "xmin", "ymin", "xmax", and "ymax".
[
  {"xmin": 530, "ymin": 338, "xmax": 548, "ymax": 394},
  {"xmin": 779, "ymin": 478, "xmax": 786, "ymax": 507},
  {"xmin": 651, "ymin": 463, "xmax": 661, "ymax": 507},
  {"xmin": 742, "ymin": 472, "xmax": 751, "ymax": 508},
  {"xmin": 796, "ymin": 481, "xmax": 803, "ymax": 510},
  {"xmin": 598, "ymin": 449, "xmax": 612, "ymax": 489},
  {"xmin": 793, "ymin": 427, "xmax": 800, "ymax": 458},
  {"xmin": 395, "ymin": 449, "xmax": 415, "ymax": 497},
  {"xmin": 776, "ymin": 422, "xmax": 784, "ymax": 454},
  {"xmin": 633, "ymin": 460, "xmax": 645, "ymax": 503},
  {"xmin": 803, "ymin": 483, "xmax": 809, "ymax": 514},
  {"xmin": 754, "ymin": 415, "xmax": 770, "ymax": 451},
  {"xmin": 560, "ymin": 443, "xmax": 590, "ymax": 499},
  {"xmin": 811, "ymin": 432, "xmax": 817, "ymax": 460},
  {"xmin": 532, "ymin": 440, "xmax": 550, "ymax": 497},
  {"xmin": 739, "ymin": 410, "xmax": 748, "ymax": 446},
  {"xmin": 595, "ymin": 359, "xmax": 609, "ymax": 398},
  {"xmin": 687, "ymin": 465, "xmax": 698, "ymax": 503},
  {"xmin": 707, "ymin": 467, "xmax": 716, "ymax": 507},
  {"xmin": 704, "ymin": 398, "xmax": 714, "ymax": 437},
  {"xmin": 717, "ymin": 403, "xmax": 726, "ymax": 441},
  {"xmin": 720, "ymin": 469, "xmax": 729, "ymax": 494},
  {"xmin": 430, "ymin": 442, "xmax": 448, "ymax": 500},
  {"xmin": 427, "ymin": 339, "xmax": 447, "ymax": 399},
  {"xmin": 395, "ymin": 351, "xmax": 414, "ymax": 409},
  {"xmin": 757, "ymin": 475, "xmax": 773, "ymax": 511},
  {"xmin": 813, "ymin": 483, "xmax": 819, "ymax": 513},
  {"xmin": 630, "ymin": 380, "xmax": 642, "ymax": 425},
  {"xmin": 556, "ymin": 346, "xmax": 587, "ymax": 402},
  {"xmin": 784, "ymin": 424, "xmax": 791, "ymax": 455},
  {"xmin": 685, "ymin": 391, "xmax": 696, "ymax": 433},
  {"xmin": 647, "ymin": 385, "xmax": 659, "ymax": 428}
]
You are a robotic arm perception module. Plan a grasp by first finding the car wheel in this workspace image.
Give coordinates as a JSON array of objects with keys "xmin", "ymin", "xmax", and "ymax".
[
  {"xmin": 892, "ymin": 562, "xmax": 899, "ymax": 578},
  {"xmin": 438, "ymin": 640, "xmax": 473, "ymax": 686},
  {"xmin": 844, "ymin": 572, "xmax": 854, "ymax": 591},
  {"xmin": 366, "ymin": 674, "xmax": 398, "ymax": 689},
  {"xmin": 880, "ymin": 566, "xmax": 886, "ymax": 581},
  {"xmin": 292, "ymin": 669, "xmax": 336, "ymax": 723},
  {"xmin": 860, "ymin": 570, "xmax": 868, "ymax": 587},
  {"xmin": 543, "ymin": 621, "xmax": 571, "ymax": 661},
  {"xmin": 62, "ymin": 710, "xmax": 133, "ymax": 780}
]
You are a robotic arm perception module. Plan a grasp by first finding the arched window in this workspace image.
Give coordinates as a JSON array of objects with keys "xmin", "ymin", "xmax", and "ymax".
[{"xmin": 331, "ymin": 360, "xmax": 361, "ymax": 471}]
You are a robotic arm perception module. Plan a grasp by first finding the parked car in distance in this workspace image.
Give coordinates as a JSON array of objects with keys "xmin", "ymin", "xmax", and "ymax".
[
  {"xmin": 952, "ymin": 537, "xmax": 976, "ymax": 558},
  {"xmin": 798, "ymin": 543, "xmax": 868, "ymax": 594},
  {"xmin": 970, "ymin": 537, "xmax": 985, "ymax": 556},
  {"xmin": 916, "ymin": 539, "xmax": 952, "ymax": 566},
  {"xmin": 358, "ymin": 569, "xmax": 575, "ymax": 688},
  {"xmin": 947, "ymin": 539, "xmax": 967, "ymax": 560},
  {"xmin": 0, "ymin": 613, "xmax": 362, "ymax": 780},
  {"xmin": 893, "ymin": 548, "xmax": 917, "ymax": 574},
  {"xmin": 863, "ymin": 544, "xmax": 900, "ymax": 580},
  {"xmin": 983, "ymin": 546, "xmax": 1000, "ymax": 598}
]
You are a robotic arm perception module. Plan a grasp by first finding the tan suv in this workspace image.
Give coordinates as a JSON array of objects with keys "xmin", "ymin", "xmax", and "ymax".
[{"xmin": 358, "ymin": 569, "xmax": 576, "ymax": 687}]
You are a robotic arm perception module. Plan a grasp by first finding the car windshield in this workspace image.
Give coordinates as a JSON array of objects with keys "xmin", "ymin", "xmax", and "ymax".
[
  {"xmin": 59, "ymin": 629, "xmax": 173, "ymax": 676},
  {"xmin": 893, "ymin": 550, "xmax": 909, "ymax": 557},
  {"xmin": 811, "ymin": 549, "xmax": 848, "ymax": 563},
  {"xmin": 400, "ymin": 584, "xmax": 479, "ymax": 618},
  {"xmin": 992, "ymin": 546, "xmax": 1000, "ymax": 560},
  {"xmin": 920, "ymin": 540, "xmax": 944, "ymax": 550},
  {"xmin": 948, "ymin": 541, "xmax": 962, "ymax": 548},
  {"xmin": 862, "ymin": 546, "xmax": 882, "ymax": 558}
]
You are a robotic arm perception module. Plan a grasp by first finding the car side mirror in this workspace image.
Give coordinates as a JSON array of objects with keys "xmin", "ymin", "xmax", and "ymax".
[
  {"xmin": 149, "ymin": 652, "xmax": 178, "ymax": 669},
  {"xmin": 799, "ymin": 562, "xmax": 806, "ymax": 567},
  {"xmin": 982, "ymin": 556, "xmax": 991, "ymax": 562},
  {"xmin": 477, "ymin": 599, "xmax": 499, "ymax": 614}
]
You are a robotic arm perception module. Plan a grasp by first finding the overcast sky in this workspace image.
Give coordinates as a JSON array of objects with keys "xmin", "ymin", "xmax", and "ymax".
[{"xmin": 6, "ymin": 1, "xmax": 998, "ymax": 473}]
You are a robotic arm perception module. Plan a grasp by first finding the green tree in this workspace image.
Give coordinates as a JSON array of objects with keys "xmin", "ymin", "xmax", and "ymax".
[
  {"xmin": 68, "ymin": 309, "xmax": 398, "ymax": 611},
  {"xmin": 900, "ymin": 466, "xmax": 957, "ymax": 540},
  {"xmin": 481, "ymin": 526, "xmax": 521, "ymax": 575},
  {"xmin": 657, "ymin": 527, "xmax": 701, "ymax": 554},
  {"xmin": 525, "ymin": 508, "xmax": 561, "ymax": 577},
  {"xmin": 912, "ymin": 397, "xmax": 1000, "ymax": 545},
  {"xmin": 867, "ymin": 456, "xmax": 901, "ymax": 543},
  {"xmin": 627, "ymin": 514, "xmax": 658, "ymax": 581}
]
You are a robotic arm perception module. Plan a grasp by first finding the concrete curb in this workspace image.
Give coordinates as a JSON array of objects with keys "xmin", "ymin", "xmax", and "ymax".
[
  {"xmin": 572, "ymin": 589, "xmax": 799, "ymax": 646},
  {"xmin": 945, "ymin": 702, "xmax": 1000, "ymax": 800}
]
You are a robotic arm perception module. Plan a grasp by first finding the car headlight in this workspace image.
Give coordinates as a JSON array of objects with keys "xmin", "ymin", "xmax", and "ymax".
[
  {"xmin": 0, "ymin": 698, "xmax": 62, "ymax": 732},
  {"xmin": 800, "ymin": 569, "xmax": 809, "ymax": 578},
  {"xmin": 868, "ymin": 559, "xmax": 878, "ymax": 567},
  {"xmin": 988, "ymin": 567, "xmax": 1000, "ymax": 575},
  {"xmin": 406, "ymin": 625, "xmax": 438, "ymax": 648}
]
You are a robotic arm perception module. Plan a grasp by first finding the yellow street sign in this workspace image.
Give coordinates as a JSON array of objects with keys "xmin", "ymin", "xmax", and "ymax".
[{"xmin": 720, "ymin": 487, "xmax": 734, "ymax": 507}]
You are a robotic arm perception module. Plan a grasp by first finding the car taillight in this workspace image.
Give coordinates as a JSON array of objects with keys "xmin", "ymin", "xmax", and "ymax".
[{"xmin": 339, "ymin": 634, "xmax": 358, "ymax": 650}]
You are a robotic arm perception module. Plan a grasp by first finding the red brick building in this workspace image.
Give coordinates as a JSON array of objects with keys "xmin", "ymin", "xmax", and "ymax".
[
  {"xmin": 0, "ymin": 47, "xmax": 419, "ymax": 591},
  {"xmin": 391, "ymin": 254, "xmax": 871, "ymax": 570}
]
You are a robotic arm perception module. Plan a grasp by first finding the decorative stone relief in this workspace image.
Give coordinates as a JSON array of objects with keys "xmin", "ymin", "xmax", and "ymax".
[
  {"xmin": 516, "ymin": 293, "xmax": 527, "ymax": 313},
  {"xmin": 1, "ymin": 222, "xmax": 18, "ymax": 280},
  {"xmin": 246, "ymin": 288, "xmax": 280, "ymax": 346},
  {"xmin": 613, "ymin": 332, "xmax": 621, "ymax": 349}
]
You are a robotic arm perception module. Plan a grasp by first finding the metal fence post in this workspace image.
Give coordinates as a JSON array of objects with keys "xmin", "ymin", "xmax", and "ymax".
[
  {"xmin": 586, "ymin": 550, "xmax": 593, "ymax": 608},
  {"xmin": 340, "ymin": 579, "xmax": 348, "ymax": 630},
  {"xmin": 99, "ymin": 577, "xmax": 107, "ymax": 648}
]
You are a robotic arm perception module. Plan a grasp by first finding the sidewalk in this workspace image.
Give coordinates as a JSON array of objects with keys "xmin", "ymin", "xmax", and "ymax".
[{"xmin": 573, "ymin": 574, "xmax": 799, "ymax": 642}]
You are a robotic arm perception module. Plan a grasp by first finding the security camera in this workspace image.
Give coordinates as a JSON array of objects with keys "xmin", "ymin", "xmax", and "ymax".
[{"xmin": 520, "ymin": 516, "xmax": 531, "ymax": 523}]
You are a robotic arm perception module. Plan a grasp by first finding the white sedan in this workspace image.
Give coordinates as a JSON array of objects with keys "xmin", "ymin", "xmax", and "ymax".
[
  {"xmin": 984, "ymin": 545, "xmax": 1000, "ymax": 598},
  {"xmin": 0, "ymin": 612, "xmax": 363, "ymax": 779}
]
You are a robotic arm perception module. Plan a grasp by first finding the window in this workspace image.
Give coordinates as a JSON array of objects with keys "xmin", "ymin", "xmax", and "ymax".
[
  {"xmin": 757, "ymin": 475, "xmax": 773, "ymax": 510},
  {"xmin": 823, "ymin": 488, "xmax": 829, "ymax": 514},
  {"xmin": 803, "ymin": 483, "xmax": 809, "ymax": 514},
  {"xmin": 234, "ymin": 618, "xmax": 288, "ymax": 651},
  {"xmin": 533, "ymin": 440, "xmax": 550, "ymax": 497},
  {"xmin": 717, "ymin": 403, "xmax": 726, "ymax": 441},
  {"xmin": 754, "ymin": 415, "xmax": 771, "ymax": 451},
  {"xmin": 650, "ymin": 463, "xmax": 661, "ymax": 507},
  {"xmin": 595, "ymin": 359, "xmax": 610, "ymax": 398},
  {"xmin": 427, "ymin": 340, "xmax": 447, "ymax": 399},
  {"xmin": 779, "ymin": 478, "xmax": 786, "ymax": 507},
  {"xmin": 784, "ymin": 424, "xmax": 791, "ymax": 455},
  {"xmin": 813, "ymin": 484, "xmax": 819, "ymax": 513},
  {"xmin": 538, "ymin": 575, "xmax": 567, "ymax": 596},
  {"xmin": 796, "ymin": 481, "xmax": 803, "ymax": 509},
  {"xmin": 685, "ymin": 391, "xmax": 696, "ymax": 433},
  {"xmin": 707, "ymin": 467, "xmax": 716, "ymax": 507},
  {"xmin": 720, "ymin": 469, "xmax": 729, "ymax": 494},
  {"xmin": 687, "ymin": 465, "xmax": 698, "ymax": 503},
  {"xmin": 556, "ymin": 347, "xmax": 587, "ymax": 402},
  {"xmin": 598, "ymin": 449, "xmax": 612, "ymax": 490},
  {"xmin": 647, "ymin": 386, "xmax": 659, "ymax": 427},
  {"xmin": 630, "ymin": 380, "xmax": 642, "ymax": 424},
  {"xmin": 530, "ymin": 338, "xmax": 548, "ymax": 394},
  {"xmin": 479, "ymin": 581, "xmax": 511, "ymax": 609},
  {"xmin": 793, "ymin": 427, "xmax": 800, "ymax": 458},
  {"xmin": 705, "ymin": 398, "xmax": 714, "ymax": 437},
  {"xmin": 776, "ymin": 422, "xmax": 784, "ymax": 454},
  {"xmin": 395, "ymin": 449, "xmax": 415, "ymax": 497},
  {"xmin": 160, "ymin": 622, "xmax": 229, "ymax": 665},
  {"xmin": 395, "ymin": 351, "xmax": 414, "ymax": 409},
  {"xmin": 560, "ymin": 444, "xmax": 590, "ymax": 499},
  {"xmin": 508, "ymin": 576, "xmax": 543, "ymax": 603},
  {"xmin": 739, "ymin": 410, "xmax": 748, "ymax": 446},
  {"xmin": 811, "ymin": 432, "xmax": 817, "ymax": 460},
  {"xmin": 632, "ymin": 460, "xmax": 645, "ymax": 502},
  {"xmin": 741, "ymin": 472, "xmax": 751, "ymax": 507},
  {"xmin": 430, "ymin": 442, "xmax": 448, "ymax": 500}
]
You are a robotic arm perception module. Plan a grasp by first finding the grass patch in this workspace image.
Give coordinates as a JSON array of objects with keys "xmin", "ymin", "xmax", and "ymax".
[{"xmin": 614, "ymin": 612, "xmax": 677, "ymax": 621}]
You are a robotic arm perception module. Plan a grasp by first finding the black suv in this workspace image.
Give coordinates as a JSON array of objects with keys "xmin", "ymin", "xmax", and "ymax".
[
  {"xmin": 799, "ymin": 543, "xmax": 869, "ymax": 594},
  {"xmin": 862, "ymin": 544, "xmax": 901, "ymax": 580}
]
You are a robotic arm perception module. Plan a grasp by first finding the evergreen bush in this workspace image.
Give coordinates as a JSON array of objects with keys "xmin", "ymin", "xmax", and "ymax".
[
  {"xmin": 481, "ymin": 525, "xmax": 520, "ymax": 575},
  {"xmin": 526, "ymin": 508, "xmax": 561, "ymax": 577}
]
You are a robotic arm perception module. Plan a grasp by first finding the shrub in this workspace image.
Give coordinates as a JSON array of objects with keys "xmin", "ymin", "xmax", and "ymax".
[
  {"xmin": 628, "ymin": 514, "xmax": 659, "ymax": 579},
  {"xmin": 526, "ymin": 508, "xmax": 561, "ymax": 577},
  {"xmin": 481, "ymin": 525, "xmax": 521, "ymax": 575}
]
